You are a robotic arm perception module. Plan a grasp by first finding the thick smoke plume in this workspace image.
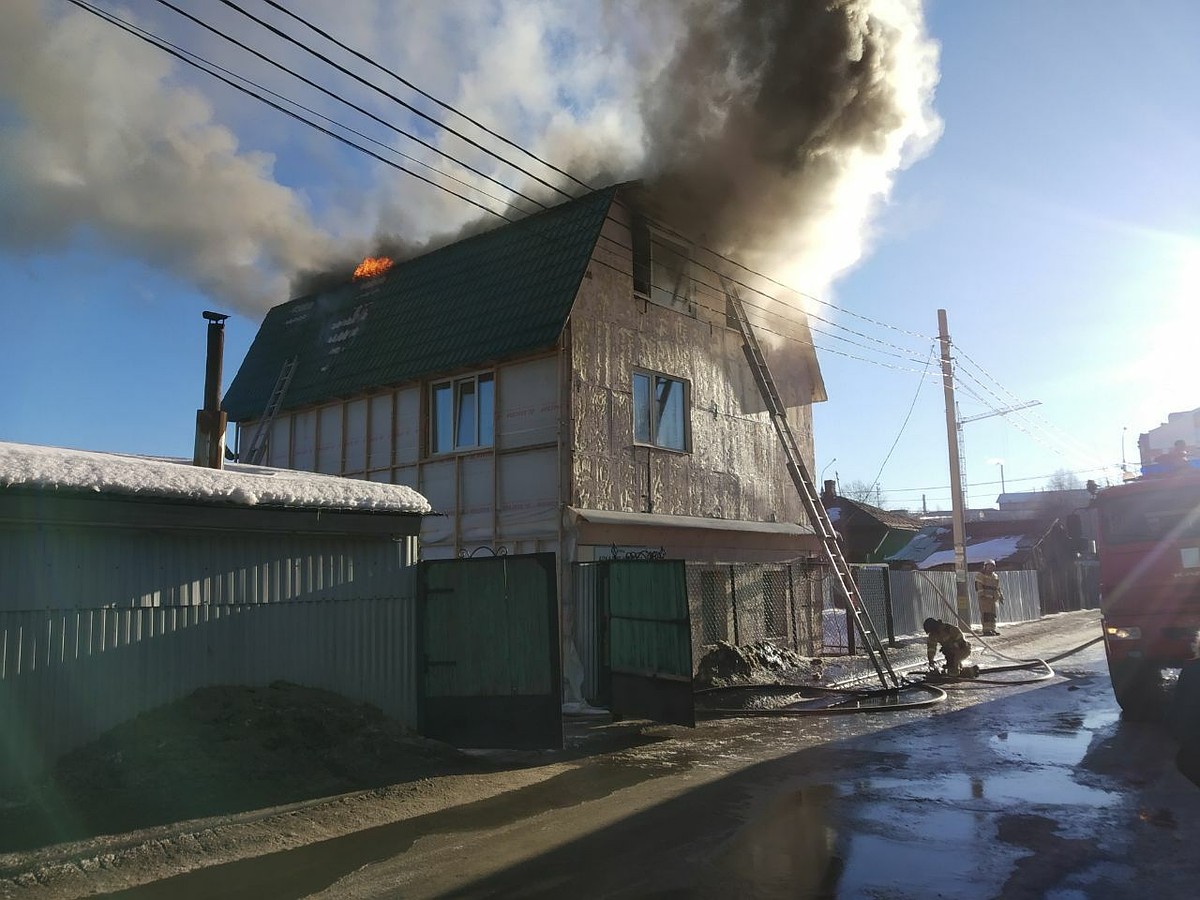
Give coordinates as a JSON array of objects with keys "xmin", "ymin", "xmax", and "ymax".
[
  {"xmin": 634, "ymin": 0, "xmax": 941, "ymax": 290},
  {"xmin": 0, "ymin": 0, "xmax": 939, "ymax": 315},
  {"xmin": 0, "ymin": 0, "xmax": 343, "ymax": 314}
]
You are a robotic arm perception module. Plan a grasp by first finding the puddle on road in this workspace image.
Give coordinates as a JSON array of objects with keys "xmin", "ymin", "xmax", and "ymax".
[
  {"xmin": 708, "ymin": 786, "xmax": 1013, "ymax": 899},
  {"xmin": 716, "ymin": 774, "xmax": 1114, "ymax": 898},
  {"xmin": 838, "ymin": 833, "xmax": 984, "ymax": 897},
  {"xmin": 988, "ymin": 709, "xmax": 1119, "ymax": 769},
  {"xmin": 863, "ymin": 771, "xmax": 1115, "ymax": 808},
  {"xmin": 703, "ymin": 706, "xmax": 1126, "ymax": 897}
]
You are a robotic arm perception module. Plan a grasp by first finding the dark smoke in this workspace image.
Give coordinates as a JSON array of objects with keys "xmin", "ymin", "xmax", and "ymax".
[
  {"xmin": 289, "ymin": 0, "xmax": 938, "ymax": 299},
  {"xmin": 640, "ymin": 0, "xmax": 907, "ymax": 256}
]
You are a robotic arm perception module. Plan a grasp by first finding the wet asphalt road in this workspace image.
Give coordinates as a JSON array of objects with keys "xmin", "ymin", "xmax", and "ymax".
[{"xmin": 106, "ymin": 618, "xmax": 1200, "ymax": 899}]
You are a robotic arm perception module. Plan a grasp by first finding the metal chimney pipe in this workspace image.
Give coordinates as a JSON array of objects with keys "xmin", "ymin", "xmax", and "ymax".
[
  {"xmin": 193, "ymin": 311, "xmax": 230, "ymax": 469},
  {"xmin": 202, "ymin": 311, "xmax": 226, "ymax": 413}
]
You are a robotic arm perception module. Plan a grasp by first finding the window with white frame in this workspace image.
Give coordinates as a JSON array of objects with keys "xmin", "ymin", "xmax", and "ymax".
[
  {"xmin": 632, "ymin": 369, "xmax": 690, "ymax": 452},
  {"xmin": 431, "ymin": 372, "xmax": 495, "ymax": 453}
]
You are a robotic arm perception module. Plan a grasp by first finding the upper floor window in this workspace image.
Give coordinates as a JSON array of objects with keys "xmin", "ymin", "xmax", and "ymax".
[
  {"xmin": 632, "ymin": 219, "xmax": 696, "ymax": 316},
  {"xmin": 632, "ymin": 370, "xmax": 690, "ymax": 452},
  {"xmin": 431, "ymin": 372, "xmax": 494, "ymax": 453}
]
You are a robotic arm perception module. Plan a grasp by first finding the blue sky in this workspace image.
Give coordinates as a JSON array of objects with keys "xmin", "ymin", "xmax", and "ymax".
[{"xmin": 1, "ymin": 0, "xmax": 1197, "ymax": 513}]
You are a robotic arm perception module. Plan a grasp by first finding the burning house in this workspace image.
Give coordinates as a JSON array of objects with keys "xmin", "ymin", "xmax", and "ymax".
[
  {"xmin": 217, "ymin": 0, "xmax": 940, "ymax": 699},
  {"xmin": 223, "ymin": 183, "xmax": 828, "ymax": 576}
]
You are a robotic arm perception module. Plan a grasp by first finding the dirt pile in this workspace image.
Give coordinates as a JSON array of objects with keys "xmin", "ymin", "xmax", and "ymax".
[
  {"xmin": 0, "ymin": 682, "xmax": 482, "ymax": 855},
  {"xmin": 694, "ymin": 640, "xmax": 822, "ymax": 688}
]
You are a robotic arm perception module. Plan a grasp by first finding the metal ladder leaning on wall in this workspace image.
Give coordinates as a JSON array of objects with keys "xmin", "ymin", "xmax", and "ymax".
[
  {"xmin": 722, "ymin": 280, "xmax": 902, "ymax": 691},
  {"xmin": 241, "ymin": 356, "xmax": 298, "ymax": 466}
]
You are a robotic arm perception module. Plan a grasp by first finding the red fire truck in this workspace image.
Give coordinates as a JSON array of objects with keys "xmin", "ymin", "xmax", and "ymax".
[{"xmin": 1094, "ymin": 463, "xmax": 1200, "ymax": 716}]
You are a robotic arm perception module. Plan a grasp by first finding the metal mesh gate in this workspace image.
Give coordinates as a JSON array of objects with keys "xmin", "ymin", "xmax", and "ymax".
[
  {"xmin": 821, "ymin": 564, "xmax": 894, "ymax": 655},
  {"xmin": 685, "ymin": 560, "xmax": 829, "ymax": 671}
]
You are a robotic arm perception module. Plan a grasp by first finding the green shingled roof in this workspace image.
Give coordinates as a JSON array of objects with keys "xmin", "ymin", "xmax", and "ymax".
[{"xmin": 223, "ymin": 185, "xmax": 617, "ymax": 422}]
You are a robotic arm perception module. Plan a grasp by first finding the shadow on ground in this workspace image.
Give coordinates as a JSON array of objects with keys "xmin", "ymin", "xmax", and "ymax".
[
  {"xmin": 0, "ymin": 682, "xmax": 489, "ymax": 853},
  {"xmin": 0, "ymin": 682, "xmax": 667, "ymax": 856}
]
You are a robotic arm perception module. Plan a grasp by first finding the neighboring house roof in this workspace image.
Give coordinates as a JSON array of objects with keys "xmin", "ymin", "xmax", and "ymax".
[
  {"xmin": 0, "ymin": 442, "xmax": 431, "ymax": 514},
  {"xmin": 887, "ymin": 517, "xmax": 1060, "ymax": 569},
  {"xmin": 885, "ymin": 527, "xmax": 947, "ymax": 565},
  {"xmin": 996, "ymin": 490, "xmax": 1093, "ymax": 514},
  {"xmin": 223, "ymin": 185, "xmax": 618, "ymax": 422},
  {"xmin": 915, "ymin": 536, "xmax": 1023, "ymax": 570},
  {"xmin": 830, "ymin": 497, "xmax": 923, "ymax": 531},
  {"xmin": 830, "ymin": 496, "xmax": 921, "ymax": 532}
]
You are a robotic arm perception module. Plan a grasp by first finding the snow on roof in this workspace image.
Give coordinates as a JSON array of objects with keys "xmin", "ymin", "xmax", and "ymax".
[
  {"xmin": 826, "ymin": 506, "xmax": 841, "ymax": 523},
  {"xmin": 0, "ymin": 442, "xmax": 431, "ymax": 514},
  {"xmin": 915, "ymin": 536, "xmax": 1022, "ymax": 570}
]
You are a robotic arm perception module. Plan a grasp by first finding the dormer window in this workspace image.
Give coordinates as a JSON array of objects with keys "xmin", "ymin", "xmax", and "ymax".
[{"xmin": 632, "ymin": 218, "xmax": 696, "ymax": 316}]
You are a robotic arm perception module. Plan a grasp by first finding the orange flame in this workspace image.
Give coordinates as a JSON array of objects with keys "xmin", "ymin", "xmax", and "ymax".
[{"xmin": 353, "ymin": 256, "xmax": 394, "ymax": 280}]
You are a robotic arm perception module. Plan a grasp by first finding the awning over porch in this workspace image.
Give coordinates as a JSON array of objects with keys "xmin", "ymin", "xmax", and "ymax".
[{"xmin": 566, "ymin": 507, "xmax": 818, "ymax": 563}]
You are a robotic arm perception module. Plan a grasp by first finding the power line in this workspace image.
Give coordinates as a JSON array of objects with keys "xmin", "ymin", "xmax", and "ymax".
[
  {"xmin": 955, "ymin": 348, "xmax": 1105, "ymax": 466},
  {"xmin": 148, "ymin": 0, "xmax": 546, "ymax": 213},
  {"xmin": 953, "ymin": 365, "xmax": 1107, "ymax": 470},
  {"xmin": 866, "ymin": 343, "xmax": 937, "ymax": 498},
  {"xmin": 881, "ymin": 464, "xmax": 1119, "ymax": 496},
  {"xmin": 216, "ymin": 0, "xmax": 937, "ymax": 345},
  {"xmin": 212, "ymin": 0, "xmax": 576, "ymax": 203},
  {"xmin": 257, "ymin": 0, "xmax": 594, "ymax": 196},
  {"xmin": 72, "ymin": 0, "xmax": 1120, "ymax": 499},
  {"xmin": 590, "ymin": 231, "xmax": 936, "ymax": 365},
  {"xmin": 68, "ymin": 0, "xmax": 930, "ymax": 381},
  {"xmin": 75, "ymin": 0, "xmax": 957, "ymax": 379},
  {"xmin": 66, "ymin": 0, "xmax": 515, "ymax": 224}
]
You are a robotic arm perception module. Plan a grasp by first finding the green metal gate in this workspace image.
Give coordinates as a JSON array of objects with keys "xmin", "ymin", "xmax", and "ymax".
[
  {"xmin": 417, "ymin": 552, "xmax": 562, "ymax": 749},
  {"xmin": 599, "ymin": 559, "xmax": 695, "ymax": 726}
]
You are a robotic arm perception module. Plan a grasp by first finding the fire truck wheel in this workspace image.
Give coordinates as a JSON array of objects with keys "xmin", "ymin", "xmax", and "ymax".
[{"xmin": 1109, "ymin": 659, "xmax": 1163, "ymax": 720}]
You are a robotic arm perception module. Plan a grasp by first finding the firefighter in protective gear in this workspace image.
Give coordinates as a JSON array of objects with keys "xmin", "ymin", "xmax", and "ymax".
[
  {"xmin": 924, "ymin": 617, "xmax": 971, "ymax": 676},
  {"xmin": 975, "ymin": 559, "xmax": 1004, "ymax": 636}
]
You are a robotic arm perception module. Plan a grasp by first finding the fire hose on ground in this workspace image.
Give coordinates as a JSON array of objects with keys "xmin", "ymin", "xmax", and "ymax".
[{"xmin": 695, "ymin": 577, "xmax": 1104, "ymax": 717}]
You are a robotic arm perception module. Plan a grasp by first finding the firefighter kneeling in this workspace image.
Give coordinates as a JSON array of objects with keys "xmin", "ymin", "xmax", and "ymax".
[{"xmin": 924, "ymin": 617, "xmax": 978, "ymax": 678}]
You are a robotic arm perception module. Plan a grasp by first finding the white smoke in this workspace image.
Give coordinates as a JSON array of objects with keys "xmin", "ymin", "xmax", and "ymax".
[
  {"xmin": 0, "ymin": 0, "xmax": 342, "ymax": 314},
  {"xmin": 0, "ymin": 0, "xmax": 940, "ymax": 315}
]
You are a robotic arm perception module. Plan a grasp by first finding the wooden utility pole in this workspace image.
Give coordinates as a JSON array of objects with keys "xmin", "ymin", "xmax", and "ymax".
[{"xmin": 938, "ymin": 310, "xmax": 971, "ymax": 627}]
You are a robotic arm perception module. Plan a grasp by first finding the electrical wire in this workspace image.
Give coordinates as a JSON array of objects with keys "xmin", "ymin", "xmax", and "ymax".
[
  {"xmin": 953, "ymin": 363, "xmax": 1108, "ymax": 470},
  {"xmin": 84, "ymin": 0, "xmax": 941, "ymax": 372},
  {"xmin": 75, "ymin": 0, "xmax": 939, "ymax": 377},
  {"xmin": 865, "ymin": 343, "xmax": 937, "ymax": 500},
  {"xmin": 879, "ymin": 464, "xmax": 1122, "ymax": 498},
  {"xmin": 204, "ymin": 1, "xmax": 938, "ymax": 346},
  {"xmin": 79, "ymin": 0, "xmax": 1065, "ymax": 412},
  {"xmin": 212, "ymin": 0, "xmax": 574, "ymax": 203},
  {"xmin": 257, "ymin": 0, "xmax": 592, "ymax": 197},
  {"xmin": 249, "ymin": 0, "xmax": 938, "ymax": 343},
  {"xmin": 148, "ymin": 0, "xmax": 547, "ymax": 212},
  {"xmin": 66, "ymin": 0, "xmax": 516, "ymax": 224},
  {"xmin": 952, "ymin": 345, "xmax": 1111, "ymax": 469}
]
